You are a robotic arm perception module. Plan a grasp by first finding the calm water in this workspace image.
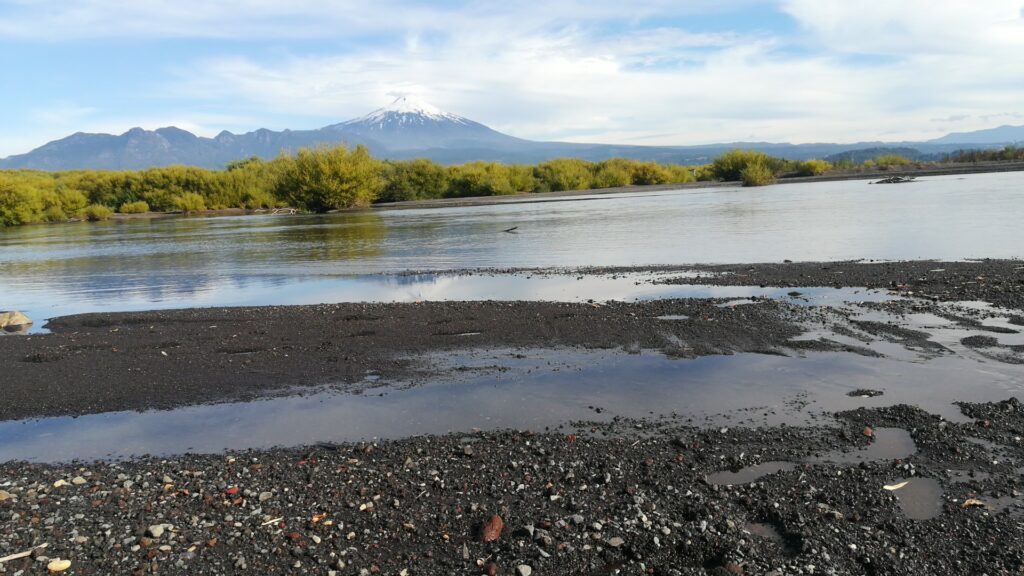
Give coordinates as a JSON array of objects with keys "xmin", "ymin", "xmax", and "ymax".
[{"xmin": 1, "ymin": 172, "xmax": 1022, "ymax": 321}]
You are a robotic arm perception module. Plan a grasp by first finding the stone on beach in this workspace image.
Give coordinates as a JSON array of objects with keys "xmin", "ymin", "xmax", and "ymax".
[{"xmin": 0, "ymin": 310, "xmax": 32, "ymax": 333}]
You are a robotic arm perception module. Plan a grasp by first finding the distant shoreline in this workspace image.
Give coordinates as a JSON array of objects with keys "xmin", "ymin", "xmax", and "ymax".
[
  {"xmin": 6, "ymin": 159, "xmax": 1022, "ymax": 227},
  {"xmin": 372, "ymin": 159, "xmax": 1024, "ymax": 211}
]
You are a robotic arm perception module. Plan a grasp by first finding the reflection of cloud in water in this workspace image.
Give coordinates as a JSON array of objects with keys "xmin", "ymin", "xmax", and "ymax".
[
  {"xmin": 7, "ymin": 269, "xmax": 897, "ymax": 333},
  {"xmin": 3, "ymin": 171, "xmax": 1024, "ymax": 322},
  {"xmin": 2, "ymin": 350, "xmax": 1022, "ymax": 463}
]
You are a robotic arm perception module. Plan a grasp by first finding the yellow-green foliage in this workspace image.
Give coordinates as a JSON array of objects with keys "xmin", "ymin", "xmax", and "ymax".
[
  {"xmin": 592, "ymin": 160, "xmax": 633, "ymax": 188},
  {"xmin": 871, "ymin": 154, "xmax": 912, "ymax": 168},
  {"xmin": 793, "ymin": 159, "xmax": 832, "ymax": 176},
  {"xmin": 379, "ymin": 159, "xmax": 451, "ymax": 202},
  {"xmin": 276, "ymin": 145, "xmax": 384, "ymax": 211},
  {"xmin": 1, "ymin": 147, "xmax": 712, "ymax": 227},
  {"xmin": 81, "ymin": 204, "xmax": 113, "ymax": 221},
  {"xmin": 711, "ymin": 150, "xmax": 788, "ymax": 181},
  {"xmin": 534, "ymin": 159, "xmax": 593, "ymax": 192},
  {"xmin": 119, "ymin": 200, "xmax": 150, "ymax": 214},
  {"xmin": 173, "ymin": 192, "xmax": 207, "ymax": 213},
  {"xmin": 447, "ymin": 162, "xmax": 525, "ymax": 197},
  {"xmin": 740, "ymin": 162, "xmax": 776, "ymax": 187}
]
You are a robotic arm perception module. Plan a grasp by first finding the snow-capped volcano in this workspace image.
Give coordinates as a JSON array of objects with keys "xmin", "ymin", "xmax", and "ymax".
[
  {"xmin": 346, "ymin": 95, "xmax": 469, "ymax": 127},
  {"xmin": 328, "ymin": 95, "xmax": 521, "ymax": 151}
]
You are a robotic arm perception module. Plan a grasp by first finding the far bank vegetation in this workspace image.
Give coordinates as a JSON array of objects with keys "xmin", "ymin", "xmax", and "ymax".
[{"xmin": 3, "ymin": 144, "xmax": 1019, "ymax": 227}]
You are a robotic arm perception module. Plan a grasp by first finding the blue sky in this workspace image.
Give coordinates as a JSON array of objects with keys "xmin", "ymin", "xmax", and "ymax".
[{"xmin": 2, "ymin": 0, "xmax": 1023, "ymax": 157}]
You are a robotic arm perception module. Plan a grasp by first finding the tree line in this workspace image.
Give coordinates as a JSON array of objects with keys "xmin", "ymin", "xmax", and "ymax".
[{"xmin": 10, "ymin": 143, "xmax": 1006, "ymax": 228}]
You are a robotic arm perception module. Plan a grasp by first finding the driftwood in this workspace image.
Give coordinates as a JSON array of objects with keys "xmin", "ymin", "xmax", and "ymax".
[
  {"xmin": 873, "ymin": 176, "xmax": 916, "ymax": 184},
  {"xmin": 503, "ymin": 226, "xmax": 519, "ymax": 233},
  {"xmin": 0, "ymin": 543, "xmax": 48, "ymax": 564}
]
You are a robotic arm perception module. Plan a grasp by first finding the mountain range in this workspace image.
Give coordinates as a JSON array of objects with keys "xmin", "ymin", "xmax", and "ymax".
[{"xmin": 2, "ymin": 96, "xmax": 1022, "ymax": 171}]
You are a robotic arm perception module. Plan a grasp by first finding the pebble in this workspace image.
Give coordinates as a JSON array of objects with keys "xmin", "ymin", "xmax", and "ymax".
[
  {"xmin": 147, "ymin": 524, "xmax": 171, "ymax": 538},
  {"xmin": 517, "ymin": 565, "xmax": 533, "ymax": 576},
  {"xmin": 46, "ymin": 559, "xmax": 71, "ymax": 573},
  {"xmin": 259, "ymin": 491, "xmax": 273, "ymax": 502},
  {"xmin": 607, "ymin": 536, "xmax": 625, "ymax": 547},
  {"xmin": 71, "ymin": 476, "xmax": 87, "ymax": 486}
]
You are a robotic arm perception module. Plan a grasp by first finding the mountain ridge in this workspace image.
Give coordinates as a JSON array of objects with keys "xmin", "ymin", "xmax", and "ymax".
[{"xmin": 1, "ymin": 97, "xmax": 1020, "ymax": 171}]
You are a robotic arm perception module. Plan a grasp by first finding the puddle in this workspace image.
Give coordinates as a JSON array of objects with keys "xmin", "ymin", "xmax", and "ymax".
[
  {"xmin": 706, "ymin": 462, "xmax": 797, "ymax": 485},
  {"xmin": 889, "ymin": 477, "xmax": 944, "ymax": 520},
  {"xmin": 718, "ymin": 299, "xmax": 761, "ymax": 308},
  {"xmin": 808, "ymin": 427, "xmax": 916, "ymax": 464},
  {"xmin": 2, "ymin": 345, "xmax": 1024, "ymax": 463},
  {"xmin": 707, "ymin": 427, "xmax": 917, "ymax": 486}
]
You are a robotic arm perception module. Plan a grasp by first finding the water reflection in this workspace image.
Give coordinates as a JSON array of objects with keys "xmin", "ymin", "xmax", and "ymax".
[
  {"xmin": 1, "ymin": 173, "xmax": 1022, "ymax": 321},
  {"xmin": 1, "ymin": 349, "xmax": 1022, "ymax": 463}
]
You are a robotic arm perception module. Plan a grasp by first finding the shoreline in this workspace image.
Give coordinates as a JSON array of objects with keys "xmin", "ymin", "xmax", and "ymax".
[
  {"xmin": 1, "ymin": 259, "xmax": 1021, "ymax": 421},
  {"xmin": 6, "ymin": 160, "xmax": 1021, "ymax": 228},
  {"xmin": 371, "ymin": 160, "xmax": 1024, "ymax": 211}
]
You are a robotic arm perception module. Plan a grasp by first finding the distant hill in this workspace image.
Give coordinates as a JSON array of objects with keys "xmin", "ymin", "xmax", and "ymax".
[
  {"xmin": 929, "ymin": 124, "xmax": 1024, "ymax": 145},
  {"xmin": 0, "ymin": 96, "xmax": 1016, "ymax": 170},
  {"xmin": 824, "ymin": 147, "xmax": 934, "ymax": 165}
]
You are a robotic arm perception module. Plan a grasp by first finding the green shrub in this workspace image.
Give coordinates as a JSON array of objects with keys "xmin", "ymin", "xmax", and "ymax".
[
  {"xmin": 173, "ymin": 193, "xmax": 207, "ymax": 213},
  {"xmin": 119, "ymin": 200, "xmax": 150, "ymax": 214},
  {"xmin": 872, "ymin": 154, "xmax": 911, "ymax": 169},
  {"xmin": 276, "ymin": 145, "xmax": 384, "ymax": 211},
  {"xmin": 793, "ymin": 159, "xmax": 832, "ymax": 176},
  {"xmin": 711, "ymin": 150, "xmax": 786, "ymax": 181},
  {"xmin": 593, "ymin": 164, "xmax": 632, "ymax": 188},
  {"xmin": 740, "ymin": 162, "xmax": 776, "ymax": 187},
  {"xmin": 380, "ymin": 159, "xmax": 451, "ymax": 202},
  {"xmin": 630, "ymin": 161, "xmax": 671, "ymax": 185},
  {"xmin": 81, "ymin": 204, "xmax": 113, "ymax": 221},
  {"xmin": 535, "ymin": 159, "xmax": 594, "ymax": 192}
]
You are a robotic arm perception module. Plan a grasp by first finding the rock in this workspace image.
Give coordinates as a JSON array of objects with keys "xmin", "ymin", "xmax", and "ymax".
[
  {"xmin": 723, "ymin": 562, "xmax": 744, "ymax": 575},
  {"xmin": 517, "ymin": 565, "xmax": 533, "ymax": 576},
  {"xmin": 607, "ymin": 536, "xmax": 625, "ymax": 548},
  {"xmin": 0, "ymin": 489, "xmax": 11, "ymax": 501},
  {"xmin": 485, "ymin": 563, "xmax": 499, "ymax": 576},
  {"xmin": 863, "ymin": 426, "xmax": 874, "ymax": 438},
  {"xmin": 480, "ymin": 514, "xmax": 504, "ymax": 542},
  {"xmin": 0, "ymin": 310, "xmax": 32, "ymax": 333},
  {"xmin": 52, "ymin": 479, "xmax": 68, "ymax": 488},
  {"xmin": 259, "ymin": 491, "xmax": 273, "ymax": 502},
  {"xmin": 147, "ymin": 524, "xmax": 171, "ymax": 538},
  {"xmin": 71, "ymin": 476, "xmax": 87, "ymax": 486},
  {"xmin": 47, "ymin": 559, "xmax": 72, "ymax": 572}
]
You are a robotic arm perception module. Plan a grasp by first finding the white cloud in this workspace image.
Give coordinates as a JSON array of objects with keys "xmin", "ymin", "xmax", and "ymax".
[
  {"xmin": 780, "ymin": 0, "xmax": 1024, "ymax": 55},
  {"xmin": 165, "ymin": 9, "xmax": 1024, "ymax": 146},
  {"xmin": 2, "ymin": 0, "xmax": 1023, "ymax": 154}
]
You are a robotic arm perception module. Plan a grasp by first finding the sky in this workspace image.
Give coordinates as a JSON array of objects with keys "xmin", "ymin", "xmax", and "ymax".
[{"xmin": 1, "ymin": 0, "xmax": 1023, "ymax": 157}]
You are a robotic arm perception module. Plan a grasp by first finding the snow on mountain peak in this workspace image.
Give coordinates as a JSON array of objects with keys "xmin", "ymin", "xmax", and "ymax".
[{"xmin": 344, "ymin": 95, "xmax": 468, "ymax": 127}]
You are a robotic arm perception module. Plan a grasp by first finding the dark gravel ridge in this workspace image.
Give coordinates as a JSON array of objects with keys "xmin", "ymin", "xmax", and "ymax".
[
  {"xmin": 663, "ymin": 260, "xmax": 1024, "ymax": 310},
  {"xmin": 0, "ymin": 299, "xmax": 825, "ymax": 422},
  {"xmin": 1, "ymin": 401, "xmax": 1022, "ymax": 575}
]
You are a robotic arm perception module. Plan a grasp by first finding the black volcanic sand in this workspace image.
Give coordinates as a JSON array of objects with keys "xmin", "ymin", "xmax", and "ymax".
[
  {"xmin": 2, "ymin": 261, "xmax": 1024, "ymax": 573},
  {"xmin": 672, "ymin": 259, "xmax": 1024, "ymax": 310},
  {"xmin": 2, "ymin": 400, "xmax": 1023, "ymax": 575},
  {"xmin": 0, "ymin": 299, "xmax": 829, "ymax": 421}
]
